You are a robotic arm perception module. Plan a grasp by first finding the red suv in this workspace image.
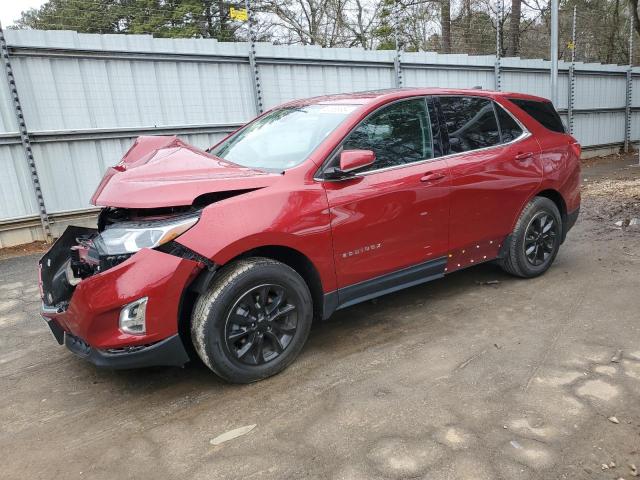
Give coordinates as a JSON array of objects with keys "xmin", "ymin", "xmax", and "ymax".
[{"xmin": 39, "ymin": 88, "xmax": 580, "ymax": 383}]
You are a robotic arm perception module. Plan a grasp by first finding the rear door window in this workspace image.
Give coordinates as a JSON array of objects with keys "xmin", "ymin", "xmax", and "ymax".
[
  {"xmin": 343, "ymin": 98, "xmax": 433, "ymax": 172},
  {"xmin": 509, "ymin": 98, "xmax": 565, "ymax": 133},
  {"xmin": 438, "ymin": 96, "xmax": 501, "ymax": 153},
  {"xmin": 495, "ymin": 104, "xmax": 524, "ymax": 143}
]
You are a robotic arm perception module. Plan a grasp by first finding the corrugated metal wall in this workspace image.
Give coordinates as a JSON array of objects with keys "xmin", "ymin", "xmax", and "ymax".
[{"xmin": 1, "ymin": 29, "xmax": 639, "ymax": 246}]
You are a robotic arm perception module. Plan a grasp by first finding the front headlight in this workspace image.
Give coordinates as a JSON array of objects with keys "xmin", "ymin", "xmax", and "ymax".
[{"xmin": 94, "ymin": 214, "xmax": 199, "ymax": 255}]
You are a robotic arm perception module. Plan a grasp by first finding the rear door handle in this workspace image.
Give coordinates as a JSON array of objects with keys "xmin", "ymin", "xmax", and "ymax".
[
  {"xmin": 515, "ymin": 152, "xmax": 534, "ymax": 161},
  {"xmin": 420, "ymin": 172, "xmax": 446, "ymax": 182}
]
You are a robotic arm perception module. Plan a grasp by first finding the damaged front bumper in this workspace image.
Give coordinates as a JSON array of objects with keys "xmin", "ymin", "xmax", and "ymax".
[
  {"xmin": 39, "ymin": 227, "xmax": 203, "ymax": 369},
  {"xmin": 42, "ymin": 313, "xmax": 189, "ymax": 369}
]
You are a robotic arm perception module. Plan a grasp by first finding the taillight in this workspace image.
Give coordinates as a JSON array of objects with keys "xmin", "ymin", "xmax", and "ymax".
[{"xmin": 569, "ymin": 140, "xmax": 581, "ymax": 159}]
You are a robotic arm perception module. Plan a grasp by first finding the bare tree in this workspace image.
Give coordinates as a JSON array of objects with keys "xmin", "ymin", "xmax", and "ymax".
[
  {"xmin": 440, "ymin": 0, "xmax": 451, "ymax": 53},
  {"xmin": 508, "ymin": 0, "xmax": 521, "ymax": 55},
  {"xmin": 630, "ymin": 0, "xmax": 640, "ymax": 38},
  {"xmin": 401, "ymin": 1, "xmax": 440, "ymax": 51},
  {"xmin": 463, "ymin": 0, "xmax": 472, "ymax": 48},
  {"xmin": 260, "ymin": 0, "xmax": 351, "ymax": 47},
  {"xmin": 343, "ymin": 0, "xmax": 383, "ymax": 48}
]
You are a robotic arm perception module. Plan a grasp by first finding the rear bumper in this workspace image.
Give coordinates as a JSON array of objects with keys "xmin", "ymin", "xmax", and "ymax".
[
  {"xmin": 44, "ymin": 314, "xmax": 189, "ymax": 368},
  {"xmin": 563, "ymin": 206, "xmax": 580, "ymax": 242}
]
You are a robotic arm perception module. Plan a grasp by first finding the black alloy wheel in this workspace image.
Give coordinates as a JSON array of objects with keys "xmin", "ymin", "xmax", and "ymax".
[
  {"xmin": 523, "ymin": 212, "xmax": 558, "ymax": 266},
  {"xmin": 498, "ymin": 196, "xmax": 563, "ymax": 278},
  {"xmin": 191, "ymin": 257, "xmax": 313, "ymax": 383},
  {"xmin": 225, "ymin": 284, "xmax": 298, "ymax": 365}
]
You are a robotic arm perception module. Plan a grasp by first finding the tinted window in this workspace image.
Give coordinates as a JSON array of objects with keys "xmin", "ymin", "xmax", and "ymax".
[
  {"xmin": 495, "ymin": 104, "xmax": 524, "ymax": 143},
  {"xmin": 343, "ymin": 98, "xmax": 433, "ymax": 171},
  {"xmin": 509, "ymin": 98, "xmax": 565, "ymax": 133},
  {"xmin": 439, "ymin": 96, "xmax": 501, "ymax": 153}
]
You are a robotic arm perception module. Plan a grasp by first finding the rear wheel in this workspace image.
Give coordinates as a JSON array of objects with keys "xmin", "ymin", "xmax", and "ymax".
[
  {"xmin": 499, "ymin": 197, "xmax": 562, "ymax": 278},
  {"xmin": 191, "ymin": 257, "xmax": 313, "ymax": 383}
]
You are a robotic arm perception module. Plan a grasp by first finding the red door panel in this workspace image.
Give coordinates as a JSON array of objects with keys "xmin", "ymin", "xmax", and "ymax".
[
  {"xmin": 447, "ymin": 134, "xmax": 542, "ymax": 253},
  {"xmin": 324, "ymin": 160, "xmax": 450, "ymax": 288}
]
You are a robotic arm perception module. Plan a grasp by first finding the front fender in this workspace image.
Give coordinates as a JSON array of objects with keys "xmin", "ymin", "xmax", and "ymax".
[{"xmin": 175, "ymin": 184, "xmax": 337, "ymax": 292}]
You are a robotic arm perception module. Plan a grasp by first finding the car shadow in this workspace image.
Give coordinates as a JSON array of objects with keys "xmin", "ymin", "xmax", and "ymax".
[{"xmin": 94, "ymin": 260, "xmax": 516, "ymax": 391}]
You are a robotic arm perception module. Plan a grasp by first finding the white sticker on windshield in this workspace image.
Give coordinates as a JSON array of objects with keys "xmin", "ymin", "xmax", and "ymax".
[{"xmin": 316, "ymin": 105, "xmax": 359, "ymax": 114}]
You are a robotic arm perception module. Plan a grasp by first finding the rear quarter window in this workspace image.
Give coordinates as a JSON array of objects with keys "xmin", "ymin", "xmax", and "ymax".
[
  {"xmin": 495, "ymin": 104, "xmax": 524, "ymax": 143},
  {"xmin": 509, "ymin": 98, "xmax": 565, "ymax": 133}
]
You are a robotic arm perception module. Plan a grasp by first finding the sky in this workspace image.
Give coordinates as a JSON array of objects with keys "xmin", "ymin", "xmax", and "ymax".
[{"xmin": 0, "ymin": 0, "xmax": 46, "ymax": 27}]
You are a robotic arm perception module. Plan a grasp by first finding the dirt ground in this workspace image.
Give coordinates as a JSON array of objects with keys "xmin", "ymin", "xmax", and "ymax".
[
  {"xmin": 0, "ymin": 240, "xmax": 48, "ymax": 260},
  {"xmin": 1, "ymin": 154, "xmax": 639, "ymax": 480}
]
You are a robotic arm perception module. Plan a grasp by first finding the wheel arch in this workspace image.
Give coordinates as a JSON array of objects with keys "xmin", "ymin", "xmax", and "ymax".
[
  {"xmin": 233, "ymin": 245, "xmax": 325, "ymax": 323},
  {"xmin": 533, "ymin": 188, "xmax": 569, "ymax": 240},
  {"xmin": 177, "ymin": 245, "xmax": 325, "ymax": 357},
  {"xmin": 535, "ymin": 189, "xmax": 567, "ymax": 218},
  {"xmin": 502, "ymin": 188, "xmax": 569, "ymax": 263}
]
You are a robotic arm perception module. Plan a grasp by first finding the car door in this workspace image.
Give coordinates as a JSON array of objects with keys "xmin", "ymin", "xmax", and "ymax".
[
  {"xmin": 321, "ymin": 97, "xmax": 450, "ymax": 299},
  {"xmin": 437, "ymin": 95, "xmax": 542, "ymax": 268}
]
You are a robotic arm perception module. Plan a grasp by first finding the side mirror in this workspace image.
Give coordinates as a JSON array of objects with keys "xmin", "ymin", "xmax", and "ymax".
[
  {"xmin": 339, "ymin": 150, "xmax": 375, "ymax": 172},
  {"xmin": 323, "ymin": 149, "xmax": 375, "ymax": 181}
]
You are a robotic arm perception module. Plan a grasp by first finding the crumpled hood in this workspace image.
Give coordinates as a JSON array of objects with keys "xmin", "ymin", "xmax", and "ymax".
[{"xmin": 91, "ymin": 136, "xmax": 279, "ymax": 208}]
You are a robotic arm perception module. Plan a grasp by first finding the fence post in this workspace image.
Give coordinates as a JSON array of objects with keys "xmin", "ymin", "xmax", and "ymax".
[
  {"xmin": 625, "ymin": 17, "xmax": 634, "ymax": 153},
  {"xmin": 393, "ymin": 2, "xmax": 403, "ymax": 88},
  {"xmin": 494, "ymin": 0, "xmax": 502, "ymax": 91},
  {"xmin": 245, "ymin": 0, "xmax": 263, "ymax": 115},
  {"xmin": 0, "ymin": 21, "xmax": 52, "ymax": 243},
  {"xmin": 567, "ymin": 6, "xmax": 577, "ymax": 135},
  {"xmin": 550, "ymin": 0, "xmax": 559, "ymax": 105}
]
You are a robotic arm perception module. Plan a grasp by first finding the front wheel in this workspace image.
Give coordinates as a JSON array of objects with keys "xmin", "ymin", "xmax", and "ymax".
[
  {"xmin": 499, "ymin": 197, "xmax": 562, "ymax": 278},
  {"xmin": 191, "ymin": 257, "xmax": 313, "ymax": 383}
]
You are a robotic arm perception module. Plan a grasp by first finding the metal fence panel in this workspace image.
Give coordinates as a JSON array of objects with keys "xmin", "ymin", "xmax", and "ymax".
[
  {"xmin": 0, "ymin": 62, "xmax": 18, "ymax": 133},
  {"xmin": 259, "ymin": 63, "xmax": 396, "ymax": 108},
  {"xmin": 29, "ymin": 132, "xmax": 231, "ymax": 214},
  {"xmin": 631, "ymin": 76, "xmax": 640, "ymax": 108},
  {"xmin": 574, "ymin": 111, "xmax": 626, "ymax": 146},
  {"xmin": 8, "ymin": 54, "xmax": 255, "ymax": 131},
  {"xmin": 0, "ymin": 144, "xmax": 39, "ymax": 219},
  {"xmin": 573, "ymin": 71, "xmax": 628, "ymax": 110}
]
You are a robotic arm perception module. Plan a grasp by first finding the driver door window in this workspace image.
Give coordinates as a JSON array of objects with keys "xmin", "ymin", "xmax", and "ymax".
[{"xmin": 342, "ymin": 98, "xmax": 433, "ymax": 172}]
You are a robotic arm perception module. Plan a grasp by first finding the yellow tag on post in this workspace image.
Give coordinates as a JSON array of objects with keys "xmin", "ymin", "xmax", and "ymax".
[{"xmin": 230, "ymin": 7, "xmax": 248, "ymax": 21}]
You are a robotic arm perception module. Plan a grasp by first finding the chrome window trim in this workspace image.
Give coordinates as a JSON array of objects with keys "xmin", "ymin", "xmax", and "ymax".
[{"xmin": 315, "ymin": 95, "xmax": 531, "ymax": 181}]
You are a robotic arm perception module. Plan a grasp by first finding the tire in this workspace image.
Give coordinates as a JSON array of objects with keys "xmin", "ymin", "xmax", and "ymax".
[
  {"xmin": 191, "ymin": 257, "xmax": 313, "ymax": 383},
  {"xmin": 499, "ymin": 197, "xmax": 562, "ymax": 278}
]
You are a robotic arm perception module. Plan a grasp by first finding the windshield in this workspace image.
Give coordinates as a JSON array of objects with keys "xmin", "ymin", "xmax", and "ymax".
[{"xmin": 213, "ymin": 104, "xmax": 358, "ymax": 170}]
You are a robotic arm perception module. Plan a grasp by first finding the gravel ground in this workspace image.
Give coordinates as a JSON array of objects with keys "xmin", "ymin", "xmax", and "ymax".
[{"xmin": 1, "ymin": 155, "xmax": 639, "ymax": 480}]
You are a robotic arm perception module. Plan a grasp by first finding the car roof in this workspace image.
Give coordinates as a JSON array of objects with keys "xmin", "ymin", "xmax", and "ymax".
[{"xmin": 280, "ymin": 88, "xmax": 551, "ymax": 108}]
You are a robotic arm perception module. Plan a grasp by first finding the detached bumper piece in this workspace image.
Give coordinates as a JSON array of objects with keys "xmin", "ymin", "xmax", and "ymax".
[{"xmin": 43, "ymin": 316, "xmax": 190, "ymax": 369}]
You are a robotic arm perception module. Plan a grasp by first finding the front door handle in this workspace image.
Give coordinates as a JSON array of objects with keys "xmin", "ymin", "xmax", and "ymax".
[
  {"xmin": 420, "ymin": 172, "xmax": 446, "ymax": 182},
  {"xmin": 515, "ymin": 152, "xmax": 534, "ymax": 161}
]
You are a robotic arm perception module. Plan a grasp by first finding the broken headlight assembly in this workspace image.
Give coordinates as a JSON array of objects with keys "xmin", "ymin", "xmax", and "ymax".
[
  {"xmin": 93, "ymin": 213, "xmax": 200, "ymax": 256},
  {"xmin": 41, "ymin": 212, "xmax": 202, "ymax": 309}
]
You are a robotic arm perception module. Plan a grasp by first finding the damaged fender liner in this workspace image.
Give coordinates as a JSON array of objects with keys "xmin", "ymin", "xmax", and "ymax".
[{"xmin": 44, "ymin": 317, "xmax": 190, "ymax": 368}]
